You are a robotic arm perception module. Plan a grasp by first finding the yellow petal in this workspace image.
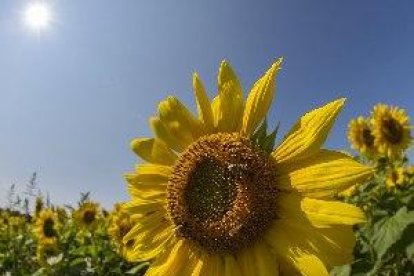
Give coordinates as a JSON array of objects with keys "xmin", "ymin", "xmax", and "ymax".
[
  {"xmin": 278, "ymin": 193, "xmax": 365, "ymax": 228},
  {"xmin": 123, "ymin": 199, "xmax": 164, "ymax": 215},
  {"xmin": 125, "ymin": 163, "xmax": 171, "ymax": 184},
  {"xmin": 145, "ymin": 239, "xmax": 193, "ymax": 276},
  {"xmin": 150, "ymin": 117, "xmax": 186, "ymax": 152},
  {"xmin": 241, "ymin": 58, "xmax": 283, "ymax": 135},
  {"xmin": 224, "ymin": 255, "xmax": 243, "ymax": 276},
  {"xmin": 265, "ymin": 214, "xmax": 355, "ymax": 271},
  {"xmin": 292, "ymin": 251, "xmax": 329, "ymax": 276},
  {"xmin": 276, "ymin": 149, "xmax": 373, "ymax": 198},
  {"xmin": 127, "ymin": 180, "xmax": 166, "ymax": 202},
  {"xmin": 158, "ymin": 96, "xmax": 202, "ymax": 145},
  {"xmin": 211, "ymin": 95, "xmax": 220, "ymax": 129},
  {"xmin": 273, "ymin": 99, "xmax": 345, "ymax": 164},
  {"xmin": 301, "ymin": 197, "xmax": 365, "ymax": 227},
  {"xmin": 193, "ymin": 253, "xmax": 224, "ymax": 276},
  {"xmin": 123, "ymin": 210, "xmax": 174, "ymax": 261},
  {"xmin": 238, "ymin": 241, "xmax": 279, "ymax": 276},
  {"xmin": 193, "ymin": 72, "xmax": 214, "ymax": 132},
  {"xmin": 131, "ymin": 138, "xmax": 177, "ymax": 165},
  {"xmin": 215, "ymin": 60, "xmax": 244, "ymax": 132}
]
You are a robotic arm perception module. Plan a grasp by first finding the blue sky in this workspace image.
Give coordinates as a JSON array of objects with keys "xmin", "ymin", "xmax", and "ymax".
[{"xmin": 1, "ymin": 0, "xmax": 413, "ymax": 208}]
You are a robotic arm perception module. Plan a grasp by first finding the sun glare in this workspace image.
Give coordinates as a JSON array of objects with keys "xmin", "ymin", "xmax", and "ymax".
[{"xmin": 23, "ymin": 2, "xmax": 52, "ymax": 31}]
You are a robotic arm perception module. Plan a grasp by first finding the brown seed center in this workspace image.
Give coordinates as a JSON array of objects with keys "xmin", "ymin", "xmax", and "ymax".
[
  {"xmin": 361, "ymin": 127, "xmax": 375, "ymax": 147},
  {"xmin": 167, "ymin": 133, "xmax": 278, "ymax": 254},
  {"xmin": 43, "ymin": 218, "xmax": 56, "ymax": 238},
  {"xmin": 83, "ymin": 210, "xmax": 96, "ymax": 224},
  {"xmin": 382, "ymin": 118, "xmax": 403, "ymax": 144}
]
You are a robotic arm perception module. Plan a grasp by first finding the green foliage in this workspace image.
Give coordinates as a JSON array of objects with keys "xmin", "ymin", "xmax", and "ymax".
[
  {"xmin": 251, "ymin": 118, "xmax": 279, "ymax": 153},
  {"xmin": 333, "ymin": 157, "xmax": 414, "ymax": 275},
  {"xmin": 0, "ymin": 192, "xmax": 146, "ymax": 275}
]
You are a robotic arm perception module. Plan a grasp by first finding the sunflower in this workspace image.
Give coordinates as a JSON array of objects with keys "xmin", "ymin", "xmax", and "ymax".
[
  {"xmin": 371, "ymin": 104, "xmax": 412, "ymax": 159},
  {"xmin": 385, "ymin": 167, "xmax": 406, "ymax": 188},
  {"xmin": 108, "ymin": 203, "xmax": 137, "ymax": 260},
  {"xmin": 124, "ymin": 59, "xmax": 373, "ymax": 275},
  {"xmin": 73, "ymin": 201, "xmax": 101, "ymax": 230},
  {"xmin": 348, "ymin": 116, "xmax": 377, "ymax": 157},
  {"xmin": 34, "ymin": 209, "xmax": 59, "ymax": 246}
]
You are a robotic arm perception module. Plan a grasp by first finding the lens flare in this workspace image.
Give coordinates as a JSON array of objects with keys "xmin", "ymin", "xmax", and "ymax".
[{"xmin": 24, "ymin": 2, "xmax": 52, "ymax": 31}]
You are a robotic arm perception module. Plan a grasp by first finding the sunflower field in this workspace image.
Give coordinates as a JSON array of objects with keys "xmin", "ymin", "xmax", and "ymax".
[{"xmin": 1, "ymin": 61, "xmax": 413, "ymax": 275}]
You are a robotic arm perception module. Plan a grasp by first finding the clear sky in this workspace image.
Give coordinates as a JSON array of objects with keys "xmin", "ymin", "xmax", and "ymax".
[{"xmin": 1, "ymin": 0, "xmax": 413, "ymax": 208}]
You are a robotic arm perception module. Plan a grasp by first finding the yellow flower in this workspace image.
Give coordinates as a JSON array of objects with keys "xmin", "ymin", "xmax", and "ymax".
[
  {"xmin": 34, "ymin": 209, "xmax": 59, "ymax": 246},
  {"xmin": 124, "ymin": 59, "xmax": 373, "ymax": 276},
  {"xmin": 339, "ymin": 184, "xmax": 358, "ymax": 198},
  {"xmin": 348, "ymin": 116, "xmax": 377, "ymax": 157},
  {"xmin": 73, "ymin": 201, "xmax": 101, "ymax": 230},
  {"xmin": 371, "ymin": 104, "xmax": 412, "ymax": 159},
  {"xmin": 385, "ymin": 167, "xmax": 406, "ymax": 188},
  {"xmin": 108, "ymin": 203, "xmax": 137, "ymax": 261}
]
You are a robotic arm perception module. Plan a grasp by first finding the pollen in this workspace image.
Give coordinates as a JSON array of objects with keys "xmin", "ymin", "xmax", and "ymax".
[{"xmin": 167, "ymin": 133, "xmax": 278, "ymax": 254}]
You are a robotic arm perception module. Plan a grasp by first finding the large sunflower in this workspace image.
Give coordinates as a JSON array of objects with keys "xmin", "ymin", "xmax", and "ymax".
[
  {"xmin": 124, "ymin": 59, "xmax": 373, "ymax": 275},
  {"xmin": 348, "ymin": 116, "xmax": 377, "ymax": 157},
  {"xmin": 34, "ymin": 209, "xmax": 59, "ymax": 246},
  {"xmin": 371, "ymin": 104, "xmax": 412, "ymax": 158}
]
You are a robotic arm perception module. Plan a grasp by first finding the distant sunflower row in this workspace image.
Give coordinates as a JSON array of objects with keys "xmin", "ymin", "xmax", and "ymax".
[
  {"xmin": 348, "ymin": 104, "xmax": 412, "ymax": 159},
  {"xmin": 31, "ymin": 199, "xmax": 136, "ymax": 269},
  {"xmin": 1, "ymin": 196, "xmax": 141, "ymax": 274}
]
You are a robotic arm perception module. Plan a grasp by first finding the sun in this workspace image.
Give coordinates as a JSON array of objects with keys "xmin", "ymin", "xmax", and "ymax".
[{"xmin": 23, "ymin": 2, "xmax": 52, "ymax": 31}]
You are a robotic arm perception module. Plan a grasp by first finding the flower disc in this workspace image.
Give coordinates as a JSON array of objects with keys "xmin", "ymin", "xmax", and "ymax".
[{"xmin": 167, "ymin": 133, "xmax": 278, "ymax": 253}]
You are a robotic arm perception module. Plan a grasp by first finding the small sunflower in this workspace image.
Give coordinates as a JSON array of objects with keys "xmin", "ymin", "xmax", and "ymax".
[
  {"xmin": 385, "ymin": 167, "xmax": 406, "ymax": 188},
  {"xmin": 124, "ymin": 59, "xmax": 373, "ymax": 275},
  {"xmin": 348, "ymin": 116, "xmax": 377, "ymax": 157},
  {"xmin": 73, "ymin": 201, "xmax": 101, "ymax": 230},
  {"xmin": 108, "ymin": 203, "xmax": 137, "ymax": 260},
  {"xmin": 34, "ymin": 209, "xmax": 59, "ymax": 246},
  {"xmin": 371, "ymin": 104, "xmax": 412, "ymax": 158}
]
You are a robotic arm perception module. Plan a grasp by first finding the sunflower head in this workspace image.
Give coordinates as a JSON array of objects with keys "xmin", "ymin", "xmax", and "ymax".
[
  {"xmin": 167, "ymin": 132, "xmax": 278, "ymax": 253},
  {"xmin": 108, "ymin": 203, "xmax": 136, "ymax": 259},
  {"xmin": 348, "ymin": 116, "xmax": 378, "ymax": 157},
  {"xmin": 371, "ymin": 104, "xmax": 412, "ymax": 159},
  {"xmin": 73, "ymin": 201, "xmax": 101, "ymax": 230},
  {"xmin": 34, "ymin": 209, "xmax": 59, "ymax": 246},
  {"xmin": 124, "ymin": 59, "xmax": 373, "ymax": 275}
]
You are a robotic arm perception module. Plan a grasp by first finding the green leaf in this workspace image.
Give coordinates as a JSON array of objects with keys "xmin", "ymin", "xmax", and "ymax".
[
  {"xmin": 330, "ymin": 264, "xmax": 351, "ymax": 276},
  {"xmin": 371, "ymin": 207, "xmax": 414, "ymax": 260},
  {"xmin": 251, "ymin": 118, "xmax": 267, "ymax": 142},
  {"xmin": 126, "ymin": 262, "xmax": 149, "ymax": 274},
  {"xmin": 32, "ymin": 268, "xmax": 47, "ymax": 276},
  {"xmin": 262, "ymin": 122, "xmax": 279, "ymax": 153},
  {"xmin": 406, "ymin": 241, "xmax": 414, "ymax": 259}
]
